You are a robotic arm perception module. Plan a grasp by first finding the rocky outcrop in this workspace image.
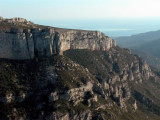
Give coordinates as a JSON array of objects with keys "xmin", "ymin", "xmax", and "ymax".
[
  {"xmin": 133, "ymin": 100, "xmax": 138, "ymax": 111},
  {"xmin": 1, "ymin": 17, "xmax": 160, "ymax": 120},
  {"xmin": 0, "ymin": 47, "xmax": 159, "ymax": 120},
  {"xmin": 0, "ymin": 93, "xmax": 14, "ymax": 103},
  {"xmin": 0, "ymin": 17, "xmax": 32, "ymax": 24},
  {"xmin": 0, "ymin": 16, "xmax": 4, "ymax": 21},
  {"xmin": 45, "ymin": 110, "xmax": 92, "ymax": 120},
  {"xmin": 49, "ymin": 82, "xmax": 93, "ymax": 105},
  {"xmin": 0, "ymin": 17, "xmax": 116, "ymax": 60}
]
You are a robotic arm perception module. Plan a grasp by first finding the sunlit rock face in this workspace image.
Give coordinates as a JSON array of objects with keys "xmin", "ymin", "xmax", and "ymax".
[
  {"xmin": 0, "ymin": 18, "xmax": 116, "ymax": 60},
  {"xmin": 0, "ymin": 28, "xmax": 34, "ymax": 59},
  {"xmin": 3, "ymin": 17, "xmax": 159, "ymax": 120}
]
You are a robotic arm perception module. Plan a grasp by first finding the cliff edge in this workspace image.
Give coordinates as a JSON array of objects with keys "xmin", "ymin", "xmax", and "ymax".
[
  {"xmin": 1, "ymin": 17, "xmax": 160, "ymax": 120},
  {"xmin": 0, "ymin": 17, "xmax": 116, "ymax": 59}
]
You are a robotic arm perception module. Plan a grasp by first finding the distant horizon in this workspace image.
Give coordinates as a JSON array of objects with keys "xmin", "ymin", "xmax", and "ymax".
[
  {"xmin": 33, "ymin": 18, "xmax": 160, "ymax": 37},
  {"xmin": 1, "ymin": 0, "xmax": 160, "ymax": 37},
  {"xmin": 1, "ymin": 16, "xmax": 160, "ymax": 37}
]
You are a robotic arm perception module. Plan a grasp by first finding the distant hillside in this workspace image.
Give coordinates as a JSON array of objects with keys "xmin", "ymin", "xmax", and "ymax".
[
  {"xmin": 115, "ymin": 30, "xmax": 160, "ymax": 70},
  {"xmin": 136, "ymin": 39, "xmax": 160, "ymax": 58},
  {"xmin": 131, "ymin": 49, "xmax": 160, "ymax": 71},
  {"xmin": 115, "ymin": 30, "xmax": 160, "ymax": 48}
]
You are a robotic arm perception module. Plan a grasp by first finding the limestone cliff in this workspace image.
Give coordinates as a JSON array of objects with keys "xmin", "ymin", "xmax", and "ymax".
[
  {"xmin": 0, "ymin": 17, "xmax": 116, "ymax": 59},
  {"xmin": 1, "ymin": 17, "xmax": 160, "ymax": 120}
]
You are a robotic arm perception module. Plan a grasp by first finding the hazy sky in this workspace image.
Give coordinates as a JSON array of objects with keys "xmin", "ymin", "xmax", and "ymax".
[{"xmin": 0, "ymin": 0, "xmax": 160, "ymax": 20}]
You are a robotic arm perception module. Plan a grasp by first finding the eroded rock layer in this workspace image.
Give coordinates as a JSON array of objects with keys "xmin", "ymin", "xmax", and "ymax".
[{"xmin": 0, "ymin": 17, "xmax": 116, "ymax": 59}]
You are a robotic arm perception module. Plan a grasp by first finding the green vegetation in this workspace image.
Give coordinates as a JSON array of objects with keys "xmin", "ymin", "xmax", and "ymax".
[
  {"xmin": 64, "ymin": 49, "xmax": 111, "ymax": 79},
  {"xmin": 54, "ymin": 55, "xmax": 94, "ymax": 91},
  {"xmin": 0, "ymin": 48, "xmax": 160, "ymax": 119},
  {"xmin": 64, "ymin": 47, "xmax": 137, "ymax": 78},
  {"xmin": 0, "ymin": 59, "xmax": 37, "ymax": 96}
]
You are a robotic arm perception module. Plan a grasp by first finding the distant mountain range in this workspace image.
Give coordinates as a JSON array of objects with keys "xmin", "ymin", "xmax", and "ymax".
[{"xmin": 115, "ymin": 30, "xmax": 160, "ymax": 70}]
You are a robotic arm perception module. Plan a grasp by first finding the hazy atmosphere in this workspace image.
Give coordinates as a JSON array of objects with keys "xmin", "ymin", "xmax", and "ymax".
[
  {"xmin": 1, "ymin": 0, "xmax": 160, "ymax": 19},
  {"xmin": 1, "ymin": 0, "xmax": 160, "ymax": 36},
  {"xmin": 1, "ymin": 0, "xmax": 160, "ymax": 120}
]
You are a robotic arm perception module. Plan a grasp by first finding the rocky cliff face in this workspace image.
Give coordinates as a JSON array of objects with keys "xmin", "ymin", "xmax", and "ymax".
[
  {"xmin": 0, "ymin": 17, "xmax": 116, "ymax": 60},
  {"xmin": 0, "ymin": 17, "xmax": 160, "ymax": 120}
]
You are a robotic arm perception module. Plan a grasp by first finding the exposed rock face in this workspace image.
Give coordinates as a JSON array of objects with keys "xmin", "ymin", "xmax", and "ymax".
[
  {"xmin": 0, "ymin": 29, "xmax": 35, "ymax": 59},
  {"xmin": 0, "ymin": 93, "xmax": 14, "ymax": 103},
  {"xmin": 0, "ymin": 18, "xmax": 116, "ymax": 59},
  {"xmin": 56, "ymin": 30, "xmax": 116, "ymax": 55},
  {"xmin": 0, "ymin": 16, "xmax": 4, "ymax": 21},
  {"xmin": 5, "ymin": 18, "xmax": 28, "ymax": 23},
  {"xmin": 49, "ymin": 82, "xmax": 93, "ymax": 106},
  {"xmin": 1, "ymin": 17, "xmax": 32, "ymax": 24},
  {"xmin": 45, "ymin": 110, "xmax": 92, "ymax": 120},
  {"xmin": 133, "ymin": 100, "xmax": 138, "ymax": 111},
  {"xmin": 1, "ymin": 17, "xmax": 160, "ymax": 120}
]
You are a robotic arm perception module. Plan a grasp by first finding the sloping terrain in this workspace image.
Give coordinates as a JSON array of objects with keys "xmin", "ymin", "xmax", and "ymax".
[
  {"xmin": 131, "ymin": 49, "xmax": 160, "ymax": 71},
  {"xmin": 115, "ymin": 30, "xmax": 160, "ymax": 48},
  {"xmin": 115, "ymin": 30, "xmax": 160, "ymax": 71},
  {"xmin": 0, "ymin": 17, "xmax": 160, "ymax": 120},
  {"xmin": 0, "ymin": 46, "xmax": 160, "ymax": 120},
  {"xmin": 134, "ymin": 39, "xmax": 160, "ymax": 58}
]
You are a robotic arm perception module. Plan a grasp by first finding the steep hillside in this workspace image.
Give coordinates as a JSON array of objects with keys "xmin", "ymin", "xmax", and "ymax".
[
  {"xmin": 115, "ymin": 30, "xmax": 160, "ymax": 48},
  {"xmin": 135, "ymin": 39, "xmax": 160, "ymax": 58},
  {"xmin": 115, "ymin": 30, "xmax": 160, "ymax": 70},
  {"xmin": 131, "ymin": 49, "xmax": 160, "ymax": 71},
  {"xmin": 0, "ymin": 17, "xmax": 115, "ymax": 60},
  {"xmin": 0, "ymin": 47, "xmax": 160, "ymax": 120},
  {"xmin": 0, "ymin": 17, "xmax": 160, "ymax": 120}
]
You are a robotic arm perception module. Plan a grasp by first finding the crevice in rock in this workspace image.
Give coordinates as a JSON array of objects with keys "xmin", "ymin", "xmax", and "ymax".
[
  {"xmin": 25, "ymin": 33, "xmax": 31, "ymax": 59},
  {"xmin": 53, "ymin": 32, "xmax": 59, "ymax": 54},
  {"xmin": 32, "ymin": 29, "xmax": 38, "ymax": 58}
]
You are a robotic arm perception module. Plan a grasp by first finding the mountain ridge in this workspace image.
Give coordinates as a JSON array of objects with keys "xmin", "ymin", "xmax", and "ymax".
[
  {"xmin": 115, "ymin": 29, "xmax": 160, "ymax": 48},
  {"xmin": 0, "ymin": 17, "xmax": 160, "ymax": 120},
  {"xmin": 115, "ymin": 30, "xmax": 160, "ymax": 70},
  {"xmin": 0, "ymin": 17, "xmax": 116, "ymax": 60}
]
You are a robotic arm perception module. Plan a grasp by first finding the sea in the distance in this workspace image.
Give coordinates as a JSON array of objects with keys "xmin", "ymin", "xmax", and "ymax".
[{"xmin": 34, "ymin": 18, "xmax": 160, "ymax": 38}]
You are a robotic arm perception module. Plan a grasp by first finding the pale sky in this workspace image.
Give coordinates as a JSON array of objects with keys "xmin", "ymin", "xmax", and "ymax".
[{"xmin": 0, "ymin": 0, "xmax": 160, "ymax": 20}]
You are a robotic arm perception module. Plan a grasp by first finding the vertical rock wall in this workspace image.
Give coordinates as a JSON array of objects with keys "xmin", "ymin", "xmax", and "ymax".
[
  {"xmin": 0, "ymin": 27, "xmax": 116, "ymax": 60},
  {"xmin": 0, "ymin": 29, "xmax": 34, "ymax": 59}
]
